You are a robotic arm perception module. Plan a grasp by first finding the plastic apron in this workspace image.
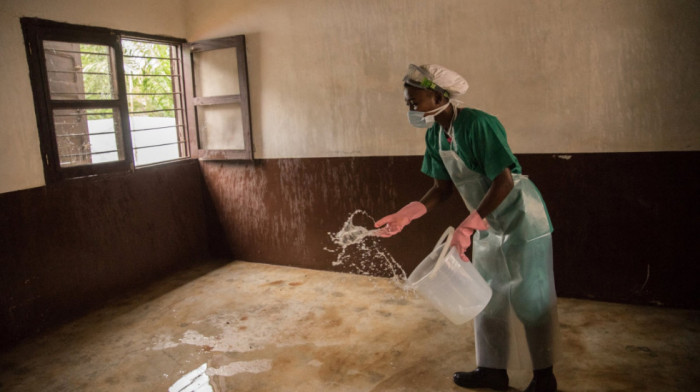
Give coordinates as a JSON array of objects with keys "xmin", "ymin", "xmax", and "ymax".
[{"xmin": 438, "ymin": 127, "xmax": 560, "ymax": 370}]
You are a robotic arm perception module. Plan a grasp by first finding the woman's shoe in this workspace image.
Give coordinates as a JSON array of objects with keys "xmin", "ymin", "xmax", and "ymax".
[
  {"xmin": 523, "ymin": 373, "xmax": 557, "ymax": 392},
  {"xmin": 453, "ymin": 367, "xmax": 509, "ymax": 390}
]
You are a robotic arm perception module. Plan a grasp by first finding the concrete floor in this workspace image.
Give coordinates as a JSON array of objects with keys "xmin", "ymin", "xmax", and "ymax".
[{"xmin": 0, "ymin": 261, "xmax": 698, "ymax": 391}]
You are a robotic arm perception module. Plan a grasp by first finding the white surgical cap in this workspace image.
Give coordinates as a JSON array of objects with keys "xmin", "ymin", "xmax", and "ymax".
[{"xmin": 403, "ymin": 64, "xmax": 469, "ymax": 98}]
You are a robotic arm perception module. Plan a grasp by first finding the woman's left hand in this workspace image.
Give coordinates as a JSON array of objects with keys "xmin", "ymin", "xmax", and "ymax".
[
  {"xmin": 450, "ymin": 210, "xmax": 489, "ymax": 262},
  {"xmin": 450, "ymin": 226, "xmax": 475, "ymax": 262}
]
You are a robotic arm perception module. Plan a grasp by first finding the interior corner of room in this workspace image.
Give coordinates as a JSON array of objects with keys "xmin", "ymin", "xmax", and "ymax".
[{"xmin": 0, "ymin": 1, "xmax": 698, "ymax": 391}]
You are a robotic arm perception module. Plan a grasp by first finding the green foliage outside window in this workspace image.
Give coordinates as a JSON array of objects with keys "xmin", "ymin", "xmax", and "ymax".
[{"xmin": 80, "ymin": 41, "xmax": 176, "ymax": 117}]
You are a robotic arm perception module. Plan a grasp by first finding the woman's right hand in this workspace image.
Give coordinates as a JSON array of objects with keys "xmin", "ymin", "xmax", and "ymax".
[{"xmin": 374, "ymin": 201, "xmax": 427, "ymax": 238}]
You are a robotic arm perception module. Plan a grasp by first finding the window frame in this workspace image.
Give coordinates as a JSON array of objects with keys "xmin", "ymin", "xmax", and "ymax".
[
  {"xmin": 21, "ymin": 18, "xmax": 191, "ymax": 183},
  {"xmin": 184, "ymin": 36, "xmax": 254, "ymax": 161}
]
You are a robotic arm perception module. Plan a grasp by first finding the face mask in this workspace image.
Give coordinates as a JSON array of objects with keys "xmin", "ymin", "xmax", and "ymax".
[{"xmin": 407, "ymin": 102, "xmax": 450, "ymax": 128}]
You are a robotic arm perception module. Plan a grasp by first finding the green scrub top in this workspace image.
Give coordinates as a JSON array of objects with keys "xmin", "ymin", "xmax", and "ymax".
[
  {"xmin": 421, "ymin": 108, "xmax": 522, "ymax": 182},
  {"xmin": 422, "ymin": 107, "xmax": 553, "ymax": 232}
]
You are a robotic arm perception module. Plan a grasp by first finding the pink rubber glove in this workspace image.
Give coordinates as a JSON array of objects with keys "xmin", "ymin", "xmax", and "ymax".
[
  {"xmin": 374, "ymin": 201, "xmax": 427, "ymax": 238},
  {"xmin": 451, "ymin": 210, "xmax": 489, "ymax": 262}
]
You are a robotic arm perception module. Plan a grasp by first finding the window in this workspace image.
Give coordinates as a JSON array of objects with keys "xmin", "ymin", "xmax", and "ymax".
[
  {"xmin": 21, "ymin": 18, "xmax": 253, "ymax": 183},
  {"xmin": 122, "ymin": 39, "xmax": 187, "ymax": 166},
  {"xmin": 185, "ymin": 36, "xmax": 253, "ymax": 161}
]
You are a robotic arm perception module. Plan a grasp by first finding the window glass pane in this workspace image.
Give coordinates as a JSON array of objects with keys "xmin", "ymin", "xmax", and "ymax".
[
  {"xmin": 194, "ymin": 47, "xmax": 240, "ymax": 97},
  {"xmin": 122, "ymin": 39, "xmax": 186, "ymax": 166},
  {"xmin": 44, "ymin": 41, "xmax": 116, "ymax": 100},
  {"xmin": 53, "ymin": 108, "xmax": 124, "ymax": 167},
  {"xmin": 130, "ymin": 115, "xmax": 183, "ymax": 166},
  {"xmin": 197, "ymin": 103, "xmax": 245, "ymax": 150}
]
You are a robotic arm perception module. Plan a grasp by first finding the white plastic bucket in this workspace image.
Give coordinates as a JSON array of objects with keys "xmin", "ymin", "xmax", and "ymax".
[{"xmin": 406, "ymin": 227, "xmax": 492, "ymax": 325}]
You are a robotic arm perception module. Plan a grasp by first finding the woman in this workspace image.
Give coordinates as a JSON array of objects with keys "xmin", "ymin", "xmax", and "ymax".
[{"xmin": 375, "ymin": 64, "xmax": 560, "ymax": 392}]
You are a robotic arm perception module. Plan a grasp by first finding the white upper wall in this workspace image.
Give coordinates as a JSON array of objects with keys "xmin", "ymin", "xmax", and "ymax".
[
  {"xmin": 185, "ymin": 0, "xmax": 699, "ymax": 159},
  {"xmin": 1, "ymin": 0, "xmax": 698, "ymax": 193}
]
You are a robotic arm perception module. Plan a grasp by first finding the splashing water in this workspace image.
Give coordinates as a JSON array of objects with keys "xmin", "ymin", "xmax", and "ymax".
[
  {"xmin": 327, "ymin": 210, "xmax": 408, "ymax": 285},
  {"xmin": 330, "ymin": 212, "xmax": 380, "ymax": 247}
]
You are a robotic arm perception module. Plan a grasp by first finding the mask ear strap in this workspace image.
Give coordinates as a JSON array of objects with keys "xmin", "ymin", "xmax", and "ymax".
[{"xmin": 427, "ymin": 101, "xmax": 451, "ymax": 116}]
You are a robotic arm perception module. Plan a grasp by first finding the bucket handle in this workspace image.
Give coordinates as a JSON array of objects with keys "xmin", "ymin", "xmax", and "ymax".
[
  {"xmin": 407, "ymin": 226, "xmax": 456, "ymax": 288},
  {"xmin": 434, "ymin": 226, "xmax": 455, "ymax": 267}
]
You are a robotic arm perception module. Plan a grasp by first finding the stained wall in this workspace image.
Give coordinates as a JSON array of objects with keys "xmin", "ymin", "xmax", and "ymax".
[
  {"xmin": 187, "ymin": 0, "xmax": 700, "ymax": 309},
  {"xmin": 3, "ymin": 1, "xmax": 698, "ymax": 194},
  {"xmin": 1, "ymin": 0, "xmax": 698, "ymax": 349},
  {"xmin": 185, "ymin": 0, "xmax": 700, "ymax": 159},
  {"xmin": 199, "ymin": 154, "xmax": 700, "ymax": 310},
  {"xmin": 0, "ymin": 160, "xmax": 224, "ymax": 348}
]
